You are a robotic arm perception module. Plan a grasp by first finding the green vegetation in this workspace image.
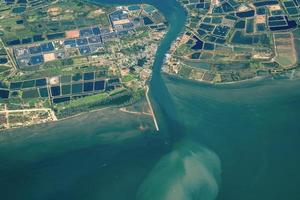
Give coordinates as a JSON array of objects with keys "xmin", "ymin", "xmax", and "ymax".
[
  {"xmin": 178, "ymin": 65, "xmax": 192, "ymax": 78},
  {"xmin": 0, "ymin": 65, "xmax": 10, "ymax": 73},
  {"xmin": 0, "ymin": 0, "xmax": 113, "ymax": 43},
  {"xmin": 165, "ymin": 0, "xmax": 300, "ymax": 84},
  {"xmin": 122, "ymin": 74, "xmax": 135, "ymax": 82},
  {"xmin": 0, "ymin": 0, "xmax": 167, "ymax": 130},
  {"xmin": 55, "ymin": 88, "xmax": 133, "ymax": 118},
  {"xmin": 120, "ymin": 44, "xmax": 146, "ymax": 55}
]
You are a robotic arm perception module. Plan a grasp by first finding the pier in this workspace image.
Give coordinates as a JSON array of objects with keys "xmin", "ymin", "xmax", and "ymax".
[{"xmin": 145, "ymin": 86, "xmax": 159, "ymax": 131}]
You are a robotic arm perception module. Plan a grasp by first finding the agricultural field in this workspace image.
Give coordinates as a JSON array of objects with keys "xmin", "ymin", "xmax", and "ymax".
[
  {"xmin": 273, "ymin": 32, "xmax": 296, "ymax": 68},
  {"xmin": 164, "ymin": 0, "xmax": 300, "ymax": 83},
  {"xmin": 0, "ymin": 0, "xmax": 167, "ymax": 130}
]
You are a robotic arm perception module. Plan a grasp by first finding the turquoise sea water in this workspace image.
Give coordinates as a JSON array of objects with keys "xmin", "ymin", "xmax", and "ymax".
[{"xmin": 1, "ymin": 1, "xmax": 300, "ymax": 200}]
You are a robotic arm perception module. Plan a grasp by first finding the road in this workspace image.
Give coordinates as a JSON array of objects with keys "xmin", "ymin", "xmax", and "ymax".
[
  {"xmin": 145, "ymin": 86, "xmax": 159, "ymax": 131},
  {"xmin": 0, "ymin": 107, "xmax": 58, "ymax": 121}
]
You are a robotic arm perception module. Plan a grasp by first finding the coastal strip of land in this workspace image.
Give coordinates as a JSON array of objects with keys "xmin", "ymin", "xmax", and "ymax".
[
  {"xmin": 0, "ymin": 1, "xmax": 168, "ymax": 131},
  {"xmin": 145, "ymin": 86, "xmax": 159, "ymax": 131}
]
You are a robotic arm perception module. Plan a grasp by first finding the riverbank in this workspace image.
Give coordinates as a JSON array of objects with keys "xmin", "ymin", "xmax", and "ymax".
[
  {"xmin": 0, "ymin": 0, "xmax": 169, "ymax": 131},
  {"xmin": 1, "ymin": 0, "xmax": 300, "ymax": 200},
  {"xmin": 163, "ymin": 0, "xmax": 300, "ymax": 85}
]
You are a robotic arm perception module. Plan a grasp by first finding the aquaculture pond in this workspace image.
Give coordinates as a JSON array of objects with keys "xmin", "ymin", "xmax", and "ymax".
[{"xmin": 1, "ymin": 1, "xmax": 300, "ymax": 200}]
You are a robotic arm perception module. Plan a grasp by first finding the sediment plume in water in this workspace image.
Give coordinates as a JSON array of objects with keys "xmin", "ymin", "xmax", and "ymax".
[{"xmin": 137, "ymin": 141, "xmax": 221, "ymax": 200}]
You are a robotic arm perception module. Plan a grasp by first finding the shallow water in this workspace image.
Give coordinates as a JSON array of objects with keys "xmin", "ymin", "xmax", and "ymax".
[
  {"xmin": 1, "ymin": 1, "xmax": 300, "ymax": 200},
  {"xmin": 164, "ymin": 76, "xmax": 300, "ymax": 200},
  {"xmin": 0, "ymin": 109, "xmax": 167, "ymax": 200}
]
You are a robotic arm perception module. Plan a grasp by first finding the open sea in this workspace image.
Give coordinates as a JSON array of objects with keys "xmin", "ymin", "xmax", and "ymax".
[{"xmin": 1, "ymin": 1, "xmax": 300, "ymax": 200}]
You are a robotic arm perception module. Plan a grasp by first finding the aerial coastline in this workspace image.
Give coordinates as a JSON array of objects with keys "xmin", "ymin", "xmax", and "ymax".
[
  {"xmin": 1, "ymin": 1, "xmax": 300, "ymax": 200},
  {"xmin": 0, "ymin": 0, "xmax": 168, "ymax": 130},
  {"xmin": 163, "ymin": 0, "xmax": 300, "ymax": 84},
  {"xmin": 1, "ymin": 0, "xmax": 300, "ymax": 129}
]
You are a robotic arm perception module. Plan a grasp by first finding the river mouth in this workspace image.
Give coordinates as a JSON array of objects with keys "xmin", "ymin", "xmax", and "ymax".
[
  {"xmin": 164, "ymin": 75, "xmax": 300, "ymax": 200},
  {"xmin": 1, "ymin": 1, "xmax": 300, "ymax": 200}
]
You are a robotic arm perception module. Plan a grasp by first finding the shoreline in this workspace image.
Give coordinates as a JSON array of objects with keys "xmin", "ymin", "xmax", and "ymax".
[
  {"xmin": 0, "ymin": 1, "xmax": 168, "ymax": 133},
  {"xmin": 145, "ymin": 86, "xmax": 159, "ymax": 132},
  {"xmin": 162, "ymin": 69, "xmax": 300, "ymax": 87},
  {"xmin": 165, "ymin": 0, "xmax": 300, "ymax": 88},
  {"xmin": 0, "ymin": 106, "xmax": 113, "ymax": 133}
]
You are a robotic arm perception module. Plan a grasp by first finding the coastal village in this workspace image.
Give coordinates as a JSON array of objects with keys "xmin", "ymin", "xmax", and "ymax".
[
  {"xmin": 0, "ymin": 0, "xmax": 167, "ymax": 130},
  {"xmin": 163, "ymin": 0, "xmax": 300, "ymax": 83},
  {"xmin": 2, "ymin": 0, "xmax": 299, "ymax": 129}
]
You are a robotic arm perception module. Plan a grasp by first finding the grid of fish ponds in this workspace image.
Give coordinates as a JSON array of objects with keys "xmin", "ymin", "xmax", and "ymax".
[
  {"xmin": 13, "ymin": 26, "xmax": 105, "ymax": 69},
  {"xmin": 4, "ymin": 71, "xmax": 121, "ymax": 104}
]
